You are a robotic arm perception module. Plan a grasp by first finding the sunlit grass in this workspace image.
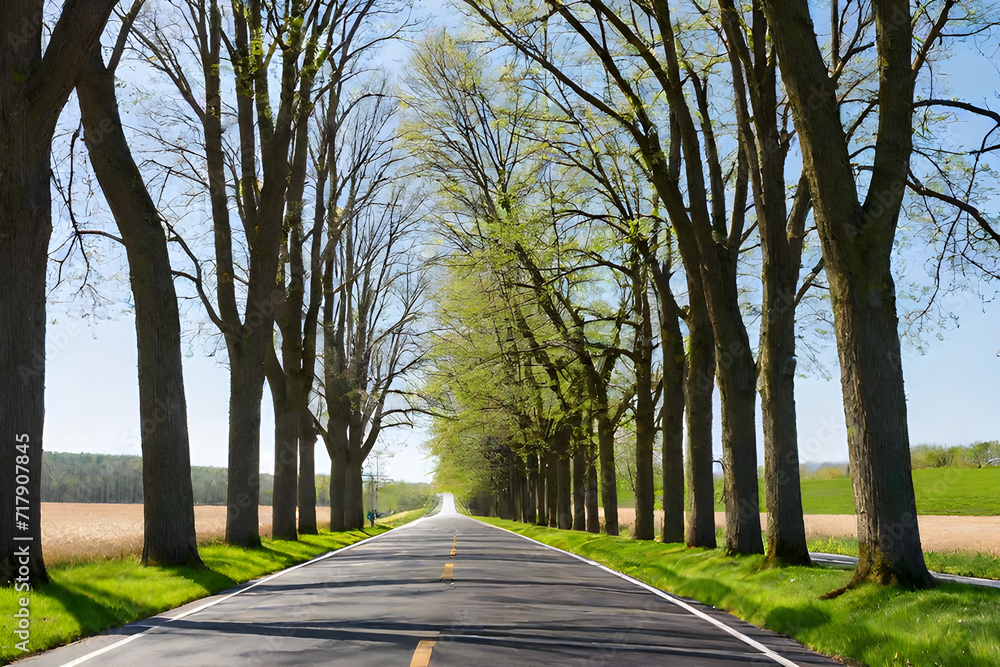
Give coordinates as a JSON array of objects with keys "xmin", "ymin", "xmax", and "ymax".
[
  {"xmin": 0, "ymin": 529, "xmax": 383, "ymax": 665},
  {"xmin": 480, "ymin": 518, "xmax": 1000, "ymax": 667}
]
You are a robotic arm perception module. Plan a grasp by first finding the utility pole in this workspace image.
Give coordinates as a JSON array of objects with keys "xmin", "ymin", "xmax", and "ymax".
[{"xmin": 364, "ymin": 454, "xmax": 390, "ymax": 526}]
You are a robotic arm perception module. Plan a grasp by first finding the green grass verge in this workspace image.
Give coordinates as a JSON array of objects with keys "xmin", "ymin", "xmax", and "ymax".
[
  {"xmin": 0, "ymin": 529, "xmax": 384, "ymax": 665},
  {"xmin": 478, "ymin": 517, "xmax": 1000, "ymax": 667},
  {"xmin": 375, "ymin": 507, "xmax": 427, "ymax": 529}
]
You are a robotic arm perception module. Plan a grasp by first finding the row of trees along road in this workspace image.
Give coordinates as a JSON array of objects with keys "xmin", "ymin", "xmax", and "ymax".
[
  {"xmin": 1, "ymin": 0, "xmax": 425, "ymax": 585},
  {"xmin": 1, "ymin": 0, "xmax": 999, "ymax": 592},
  {"xmin": 416, "ymin": 0, "xmax": 1000, "ymax": 590}
]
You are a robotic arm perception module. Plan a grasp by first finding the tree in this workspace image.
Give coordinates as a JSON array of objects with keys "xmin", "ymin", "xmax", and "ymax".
[
  {"xmin": 312, "ymin": 83, "xmax": 427, "ymax": 530},
  {"xmin": 403, "ymin": 33, "xmax": 638, "ymax": 535},
  {"xmin": 75, "ymin": 2, "xmax": 202, "ymax": 566},
  {"xmin": 715, "ymin": 0, "xmax": 812, "ymax": 565},
  {"xmin": 760, "ymin": 0, "xmax": 962, "ymax": 587},
  {"xmin": 1, "ymin": 0, "xmax": 118, "ymax": 587},
  {"xmin": 131, "ymin": 0, "xmax": 321, "ymax": 546},
  {"xmin": 457, "ymin": 0, "xmax": 764, "ymax": 552},
  {"xmin": 264, "ymin": 0, "xmax": 413, "ymax": 540}
]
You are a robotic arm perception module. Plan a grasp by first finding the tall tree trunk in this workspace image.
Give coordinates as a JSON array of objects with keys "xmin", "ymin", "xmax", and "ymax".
[
  {"xmin": 759, "ymin": 288, "xmax": 808, "ymax": 563},
  {"xmin": 327, "ymin": 434, "xmax": 347, "ymax": 532},
  {"xmin": 0, "ymin": 161, "xmax": 51, "ymax": 586},
  {"xmin": 77, "ymin": 42, "xmax": 201, "ymax": 566},
  {"xmin": 535, "ymin": 454, "xmax": 546, "ymax": 526},
  {"xmin": 545, "ymin": 452, "xmax": 558, "ymax": 527},
  {"xmin": 557, "ymin": 454, "xmax": 573, "ymax": 530},
  {"xmin": 762, "ymin": 0, "xmax": 934, "ymax": 588},
  {"xmin": 298, "ymin": 423, "xmax": 318, "ymax": 534},
  {"xmin": 660, "ymin": 291, "xmax": 686, "ymax": 544},
  {"xmin": 586, "ymin": 448, "xmax": 600, "ymax": 533},
  {"xmin": 718, "ymin": 0, "xmax": 810, "ymax": 566},
  {"xmin": 512, "ymin": 459, "xmax": 524, "ymax": 521},
  {"xmin": 633, "ymin": 276, "xmax": 656, "ymax": 541},
  {"xmin": 345, "ymin": 449, "xmax": 365, "ymax": 530},
  {"xmin": 685, "ymin": 300, "xmax": 718, "ymax": 548},
  {"xmin": 572, "ymin": 446, "xmax": 586, "ymax": 531},
  {"xmin": 595, "ymin": 411, "xmax": 619, "ymax": 536},
  {"xmin": 836, "ymin": 274, "xmax": 930, "ymax": 585},
  {"xmin": 0, "ymin": 0, "xmax": 116, "ymax": 589},
  {"xmin": 267, "ymin": 355, "xmax": 298, "ymax": 541},
  {"xmin": 717, "ymin": 340, "xmax": 764, "ymax": 555},
  {"xmin": 527, "ymin": 452, "xmax": 540, "ymax": 524},
  {"xmin": 225, "ymin": 351, "xmax": 264, "ymax": 547},
  {"xmin": 521, "ymin": 460, "xmax": 533, "ymax": 523}
]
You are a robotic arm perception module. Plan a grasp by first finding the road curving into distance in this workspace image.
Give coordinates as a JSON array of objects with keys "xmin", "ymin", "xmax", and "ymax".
[{"xmin": 20, "ymin": 494, "xmax": 839, "ymax": 666}]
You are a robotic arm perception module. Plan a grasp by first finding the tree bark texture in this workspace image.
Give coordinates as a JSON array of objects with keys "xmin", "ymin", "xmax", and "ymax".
[
  {"xmin": 0, "ymin": 0, "xmax": 117, "ymax": 586},
  {"xmin": 535, "ymin": 454, "xmax": 546, "ymax": 526},
  {"xmin": 527, "ymin": 452, "xmax": 540, "ymax": 524},
  {"xmin": 298, "ymin": 426, "xmax": 318, "ymax": 534},
  {"xmin": 556, "ymin": 454, "xmax": 573, "ymax": 530},
  {"xmin": 595, "ymin": 411, "xmax": 619, "ymax": 536},
  {"xmin": 632, "ymin": 276, "xmax": 656, "ymax": 541},
  {"xmin": 267, "ymin": 356, "xmax": 299, "ymax": 540},
  {"xmin": 345, "ymin": 448, "xmax": 365, "ymax": 530},
  {"xmin": 77, "ymin": 42, "xmax": 202, "ymax": 566},
  {"xmin": 718, "ymin": 0, "xmax": 810, "ymax": 566},
  {"xmin": 762, "ymin": 0, "xmax": 933, "ymax": 586},
  {"xmin": 572, "ymin": 446, "xmax": 586, "ymax": 531},
  {"xmin": 328, "ymin": 439, "xmax": 348, "ymax": 532},
  {"xmin": 545, "ymin": 452, "xmax": 558, "ymax": 527},
  {"xmin": 684, "ymin": 299, "xmax": 718, "ymax": 548},
  {"xmin": 225, "ymin": 350, "xmax": 265, "ymax": 547},
  {"xmin": 660, "ymin": 302, "xmax": 686, "ymax": 544},
  {"xmin": 586, "ymin": 444, "xmax": 600, "ymax": 533}
]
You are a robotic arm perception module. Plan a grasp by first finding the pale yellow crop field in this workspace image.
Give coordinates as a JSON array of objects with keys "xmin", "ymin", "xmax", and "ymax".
[{"xmin": 39, "ymin": 503, "xmax": 332, "ymax": 564}]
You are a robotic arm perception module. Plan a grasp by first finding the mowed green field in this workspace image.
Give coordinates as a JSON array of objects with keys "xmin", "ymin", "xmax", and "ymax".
[
  {"xmin": 764, "ymin": 467, "xmax": 1000, "ymax": 515},
  {"xmin": 616, "ymin": 466, "xmax": 1000, "ymax": 514}
]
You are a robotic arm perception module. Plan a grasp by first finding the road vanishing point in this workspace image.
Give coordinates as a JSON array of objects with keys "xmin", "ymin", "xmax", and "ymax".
[{"xmin": 21, "ymin": 496, "xmax": 840, "ymax": 666}]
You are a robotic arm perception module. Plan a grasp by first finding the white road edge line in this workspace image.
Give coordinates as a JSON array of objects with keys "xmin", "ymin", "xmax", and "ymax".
[
  {"xmin": 57, "ymin": 518, "xmax": 434, "ymax": 667},
  {"xmin": 476, "ymin": 520, "xmax": 802, "ymax": 667}
]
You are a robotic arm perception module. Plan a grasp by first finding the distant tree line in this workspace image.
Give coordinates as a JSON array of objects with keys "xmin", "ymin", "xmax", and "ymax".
[
  {"xmin": 40, "ymin": 452, "xmax": 271, "ymax": 505},
  {"xmin": 911, "ymin": 442, "xmax": 1000, "ymax": 470},
  {"xmin": 39, "ymin": 451, "xmax": 433, "ymax": 508}
]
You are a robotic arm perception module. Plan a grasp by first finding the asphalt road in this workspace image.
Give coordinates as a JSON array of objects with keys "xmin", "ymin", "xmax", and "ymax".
[{"xmin": 20, "ymin": 499, "xmax": 840, "ymax": 666}]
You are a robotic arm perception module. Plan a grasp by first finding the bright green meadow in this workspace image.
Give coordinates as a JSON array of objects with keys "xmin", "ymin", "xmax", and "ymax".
[{"xmin": 478, "ymin": 517, "xmax": 1000, "ymax": 667}]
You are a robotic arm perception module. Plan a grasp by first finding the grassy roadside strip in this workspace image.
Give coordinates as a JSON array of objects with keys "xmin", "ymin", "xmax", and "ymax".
[
  {"xmin": 0, "ymin": 528, "xmax": 386, "ymax": 665},
  {"xmin": 375, "ymin": 507, "xmax": 426, "ymax": 528},
  {"xmin": 478, "ymin": 517, "xmax": 1000, "ymax": 667}
]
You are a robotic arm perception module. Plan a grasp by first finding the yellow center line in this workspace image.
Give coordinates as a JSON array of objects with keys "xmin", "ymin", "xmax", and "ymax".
[
  {"xmin": 409, "ymin": 639, "xmax": 437, "ymax": 667},
  {"xmin": 450, "ymin": 530, "xmax": 457, "ymax": 557},
  {"xmin": 441, "ymin": 562, "xmax": 453, "ymax": 580}
]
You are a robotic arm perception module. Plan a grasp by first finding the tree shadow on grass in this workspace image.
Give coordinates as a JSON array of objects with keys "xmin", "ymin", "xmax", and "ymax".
[
  {"xmin": 41, "ymin": 562, "xmax": 240, "ymax": 640},
  {"xmin": 764, "ymin": 605, "xmax": 832, "ymax": 636}
]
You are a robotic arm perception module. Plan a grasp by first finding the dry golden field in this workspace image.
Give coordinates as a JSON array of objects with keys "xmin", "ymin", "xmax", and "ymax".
[
  {"xmin": 40, "ymin": 503, "xmax": 332, "ymax": 564},
  {"xmin": 610, "ymin": 509, "xmax": 1000, "ymax": 556}
]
